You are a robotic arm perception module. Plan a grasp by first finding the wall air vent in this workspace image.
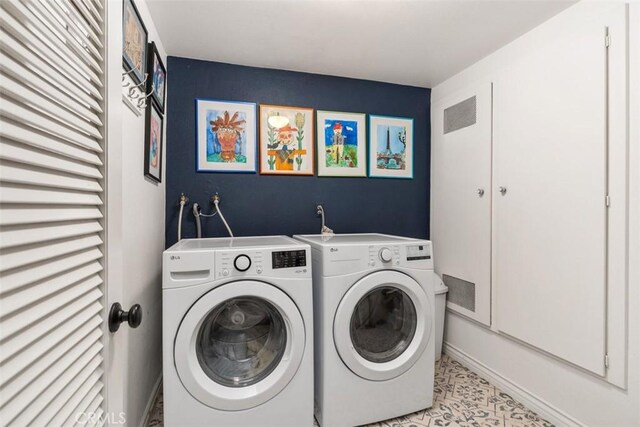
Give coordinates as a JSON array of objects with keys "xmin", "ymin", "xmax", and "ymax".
[
  {"xmin": 443, "ymin": 96, "xmax": 477, "ymax": 134},
  {"xmin": 443, "ymin": 274, "xmax": 476, "ymax": 312}
]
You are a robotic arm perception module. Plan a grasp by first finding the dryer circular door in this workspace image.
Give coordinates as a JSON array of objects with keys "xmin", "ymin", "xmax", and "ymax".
[
  {"xmin": 174, "ymin": 280, "xmax": 305, "ymax": 410},
  {"xmin": 333, "ymin": 271, "xmax": 432, "ymax": 381}
]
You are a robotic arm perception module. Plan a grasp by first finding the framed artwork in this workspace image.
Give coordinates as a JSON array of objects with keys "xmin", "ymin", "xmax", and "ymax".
[
  {"xmin": 196, "ymin": 99, "xmax": 257, "ymax": 173},
  {"xmin": 146, "ymin": 41, "xmax": 166, "ymax": 111},
  {"xmin": 144, "ymin": 100, "xmax": 163, "ymax": 182},
  {"xmin": 122, "ymin": 0, "xmax": 148, "ymax": 85},
  {"xmin": 316, "ymin": 110, "xmax": 366, "ymax": 177},
  {"xmin": 368, "ymin": 115, "xmax": 414, "ymax": 179},
  {"xmin": 259, "ymin": 105, "xmax": 315, "ymax": 175}
]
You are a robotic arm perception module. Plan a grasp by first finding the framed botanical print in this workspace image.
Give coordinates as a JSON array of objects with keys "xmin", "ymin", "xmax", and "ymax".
[
  {"xmin": 368, "ymin": 115, "xmax": 414, "ymax": 179},
  {"xmin": 122, "ymin": 0, "xmax": 148, "ymax": 85},
  {"xmin": 259, "ymin": 104, "xmax": 315, "ymax": 175},
  {"xmin": 147, "ymin": 41, "xmax": 166, "ymax": 111},
  {"xmin": 316, "ymin": 110, "xmax": 366, "ymax": 177},
  {"xmin": 196, "ymin": 98, "xmax": 257, "ymax": 173},
  {"xmin": 144, "ymin": 100, "xmax": 163, "ymax": 182}
]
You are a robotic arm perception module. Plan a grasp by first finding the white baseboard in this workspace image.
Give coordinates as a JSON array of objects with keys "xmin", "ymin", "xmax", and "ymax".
[
  {"xmin": 443, "ymin": 342, "xmax": 585, "ymax": 427},
  {"xmin": 140, "ymin": 374, "xmax": 162, "ymax": 427}
]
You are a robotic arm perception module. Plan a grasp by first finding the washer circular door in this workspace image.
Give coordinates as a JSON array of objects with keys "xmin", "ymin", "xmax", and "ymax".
[
  {"xmin": 334, "ymin": 271, "xmax": 432, "ymax": 381},
  {"xmin": 174, "ymin": 280, "xmax": 305, "ymax": 410}
]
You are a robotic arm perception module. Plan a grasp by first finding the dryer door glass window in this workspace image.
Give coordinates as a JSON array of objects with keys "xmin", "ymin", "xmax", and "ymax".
[
  {"xmin": 350, "ymin": 286, "xmax": 417, "ymax": 363},
  {"xmin": 196, "ymin": 297, "xmax": 286, "ymax": 387}
]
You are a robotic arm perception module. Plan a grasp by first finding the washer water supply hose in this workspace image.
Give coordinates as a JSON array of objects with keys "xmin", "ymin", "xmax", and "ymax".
[
  {"xmin": 193, "ymin": 203, "xmax": 202, "ymax": 239},
  {"xmin": 178, "ymin": 194, "xmax": 233, "ymax": 239},
  {"xmin": 214, "ymin": 197, "xmax": 234, "ymax": 237},
  {"xmin": 177, "ymin": 193, "xmax": 188, "ymax": 241},
  {"xmin": 316, "ymin": 204, "xmax": 334, "ymax": 235},
  {"xmin": 192, "ymin": 202, "xmax": 218, "ymax": 238}
]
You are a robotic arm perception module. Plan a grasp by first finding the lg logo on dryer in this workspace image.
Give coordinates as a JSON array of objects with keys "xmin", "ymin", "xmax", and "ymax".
[
  {"xmin": 330, "ymin": 248, "xmax": 338, "ymax": 252},
  {"xmin": 170, "ymin": 255, "xmax": 181, "ymax": 260}
]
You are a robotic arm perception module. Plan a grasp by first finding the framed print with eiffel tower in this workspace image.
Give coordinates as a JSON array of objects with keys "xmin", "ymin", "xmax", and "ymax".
[{"xmin": 368, "ymin": 115, "xmax": 414, "ymax": 179}]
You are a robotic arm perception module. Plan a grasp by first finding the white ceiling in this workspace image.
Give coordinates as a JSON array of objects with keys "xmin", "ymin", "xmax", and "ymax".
[{"xmin": 146, "ymin": 0, "xmax": 575, "ymax": 88}]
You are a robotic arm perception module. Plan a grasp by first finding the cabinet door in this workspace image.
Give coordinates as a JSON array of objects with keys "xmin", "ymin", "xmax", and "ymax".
[
  {"xmin": 494, "ymin": 17, "xmax": 608, "ymax": 375},
  {"xmin": 431, "ymin": 82, "xmax": 492, "ymax": 326}
]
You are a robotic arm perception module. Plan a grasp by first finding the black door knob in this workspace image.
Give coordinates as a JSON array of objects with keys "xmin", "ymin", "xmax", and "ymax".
[{"xmin": 109, "ymin": 302, "xmax": 143, "ymax": 332}]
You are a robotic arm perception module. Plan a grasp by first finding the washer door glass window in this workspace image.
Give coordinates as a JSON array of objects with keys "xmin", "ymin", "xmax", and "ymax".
[
  {"xmin": 350, "ymin": 287, "xmax": 417, "ymax": 363},
  {"xmin": 197, "ymin": 297, "xmax": 286, "ymax": 388},
  {"xmin": 174, "ymin": 280, "xmax": 306, "ymax": 411}
]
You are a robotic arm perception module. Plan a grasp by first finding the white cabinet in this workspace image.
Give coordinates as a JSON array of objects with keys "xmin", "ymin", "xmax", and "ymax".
[
  {"xmin": 493, "ymin": 14, "xmax": 610, "ymax": 376},
  {"xmin": 431, "ymin": 6, "xmax": 624, "ymax": 376},
  {"xmin": 431, "ymin": 83, "xmax": 492, "ymax": 326}
]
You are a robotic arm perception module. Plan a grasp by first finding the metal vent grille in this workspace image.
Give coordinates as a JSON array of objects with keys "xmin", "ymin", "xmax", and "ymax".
[
  {"xmin": 443, "ymin": 274, "xmax": 476, "ymax": 312},
  {"xmin": 443, "ymin": 96, "xmax": 477, "ymax": 134}
]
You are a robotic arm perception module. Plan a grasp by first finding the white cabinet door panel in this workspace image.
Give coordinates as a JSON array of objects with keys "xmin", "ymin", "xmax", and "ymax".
[
  {"xmin": 494, "ymin": 17, "xmax": 608, "ymax": 375},
  {"xmin": 431, "ymin": 82, "xmax": 492, "ymax": 326}
]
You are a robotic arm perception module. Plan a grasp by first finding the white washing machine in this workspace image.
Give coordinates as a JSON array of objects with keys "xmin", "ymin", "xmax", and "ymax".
[
  {"xmin": 162, "ymin": 236, "xmax": 314, "ymax": 427},
  {"xmin": 293, "ymin": 233, "xmax": 435, "ymax": 427}
]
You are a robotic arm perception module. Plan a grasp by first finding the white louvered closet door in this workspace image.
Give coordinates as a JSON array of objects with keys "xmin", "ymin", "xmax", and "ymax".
[{"xmin": 0, "ymin": 0, "xmax": 107, "ymax": 424}]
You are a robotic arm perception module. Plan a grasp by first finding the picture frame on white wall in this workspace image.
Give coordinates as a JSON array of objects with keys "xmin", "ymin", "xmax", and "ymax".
[
  {"xmin": 196, "ymin": 98, "xmax": 257, "ymax": 173},
  {"xmin": 144, "ymin": 100, "xmax": 163, "ymax": 182},
  {"xmin": 146, "ymin": 41, "xmax": 166, "ymax": 112},
  {"xmin": 368, "ymin": 115, "xmax": 414, "ymax": 179},
  {"xmin": 122, "ymin": 0, "xmax": 148, "ymax": 86}
]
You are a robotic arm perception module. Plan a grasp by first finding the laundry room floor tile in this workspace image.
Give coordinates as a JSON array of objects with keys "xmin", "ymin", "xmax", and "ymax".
[{"xmin": 145, "ymin": 354, "xmax": 554, "ymax": 427}]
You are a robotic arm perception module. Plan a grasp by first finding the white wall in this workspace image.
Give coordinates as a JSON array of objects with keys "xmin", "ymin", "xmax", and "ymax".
[
  {"xmin": 106, "ymin": 0, "xmax": 167, "ymax": 425},
  {"xmin": 432, "ymin": 3, "xmax": 639, "ymax": 426},
  {"xmin": 122, "ymin": 1, "xmax": 167, "ymax": 423}
]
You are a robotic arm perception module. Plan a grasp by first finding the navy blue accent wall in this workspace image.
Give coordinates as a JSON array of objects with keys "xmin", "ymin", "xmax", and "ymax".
[{"xmin": 165, "ymin": 57, "xmax": 430, "ymax": 247}]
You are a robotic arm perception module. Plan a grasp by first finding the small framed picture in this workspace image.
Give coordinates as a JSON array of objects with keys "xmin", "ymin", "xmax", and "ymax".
[
  {"xmin": 259, "ymin": 104, "xmax": 315, "ymax": 176},
  {"xmin": 368, "ymin": 115, "xmax": 414, "ymax": 179},
  {"xmin": 122, "ymin": 0, "xmax": 148, "ymax": 86},
  {"xmin": 316, "ymin": 110, "xmax": 367, "ymax": 177},
  {"xmin": 196, "ymin": 98, "xmax": 257, "ymax": 173},
  {"xmin": 146, "ymin": 42, "xmax": 166, "ymax": 112},
  {"xmin": 144, "ymin": 101, "xmax": 163, "ymax": 182}
]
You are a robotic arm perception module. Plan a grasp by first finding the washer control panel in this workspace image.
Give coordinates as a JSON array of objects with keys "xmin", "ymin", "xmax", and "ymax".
[
  {"xmin": 217, "ymin": 250, "xmax": 264, "ymax": 278},
  {"xmin": 368, "ymin": 245, "xmax": 401, "ymax": 267},
  {"xmin": 272, "ymin": 249, "xmax": 306, "ymax": 269},
  {"xmin": 234, "ymin": 254, "xmax": 252, "ymax": 272},
  {"xmin": 215, "ymin": 247, "xmax": 310, "ymax": 279}
]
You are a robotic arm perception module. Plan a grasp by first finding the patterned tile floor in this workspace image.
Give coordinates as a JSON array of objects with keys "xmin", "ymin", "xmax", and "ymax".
[{"xmin": 146, "ymin": 354, "xmax": 553, "ymax": 427}]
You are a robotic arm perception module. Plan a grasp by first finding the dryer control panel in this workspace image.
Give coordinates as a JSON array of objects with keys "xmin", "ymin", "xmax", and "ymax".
[
  {"xmin": 368, "ymin": 245, "xmax": 401, "ymax": 266},
  {"xmin": 318, "ymin": 241, "xmax": 433, "ymax": 276},
  {"xmin": 406, "ymin": 244, "xmax": 431, "ymax": 261}
]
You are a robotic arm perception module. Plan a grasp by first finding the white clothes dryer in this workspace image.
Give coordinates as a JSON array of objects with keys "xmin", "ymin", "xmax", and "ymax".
[
  {"xmin": 293, "ymin": 234, "xmax": 435, "ymax": 427},
  {"xmin": 162, "ymin": 236, "xmax": 314, "ymax": 427}
]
